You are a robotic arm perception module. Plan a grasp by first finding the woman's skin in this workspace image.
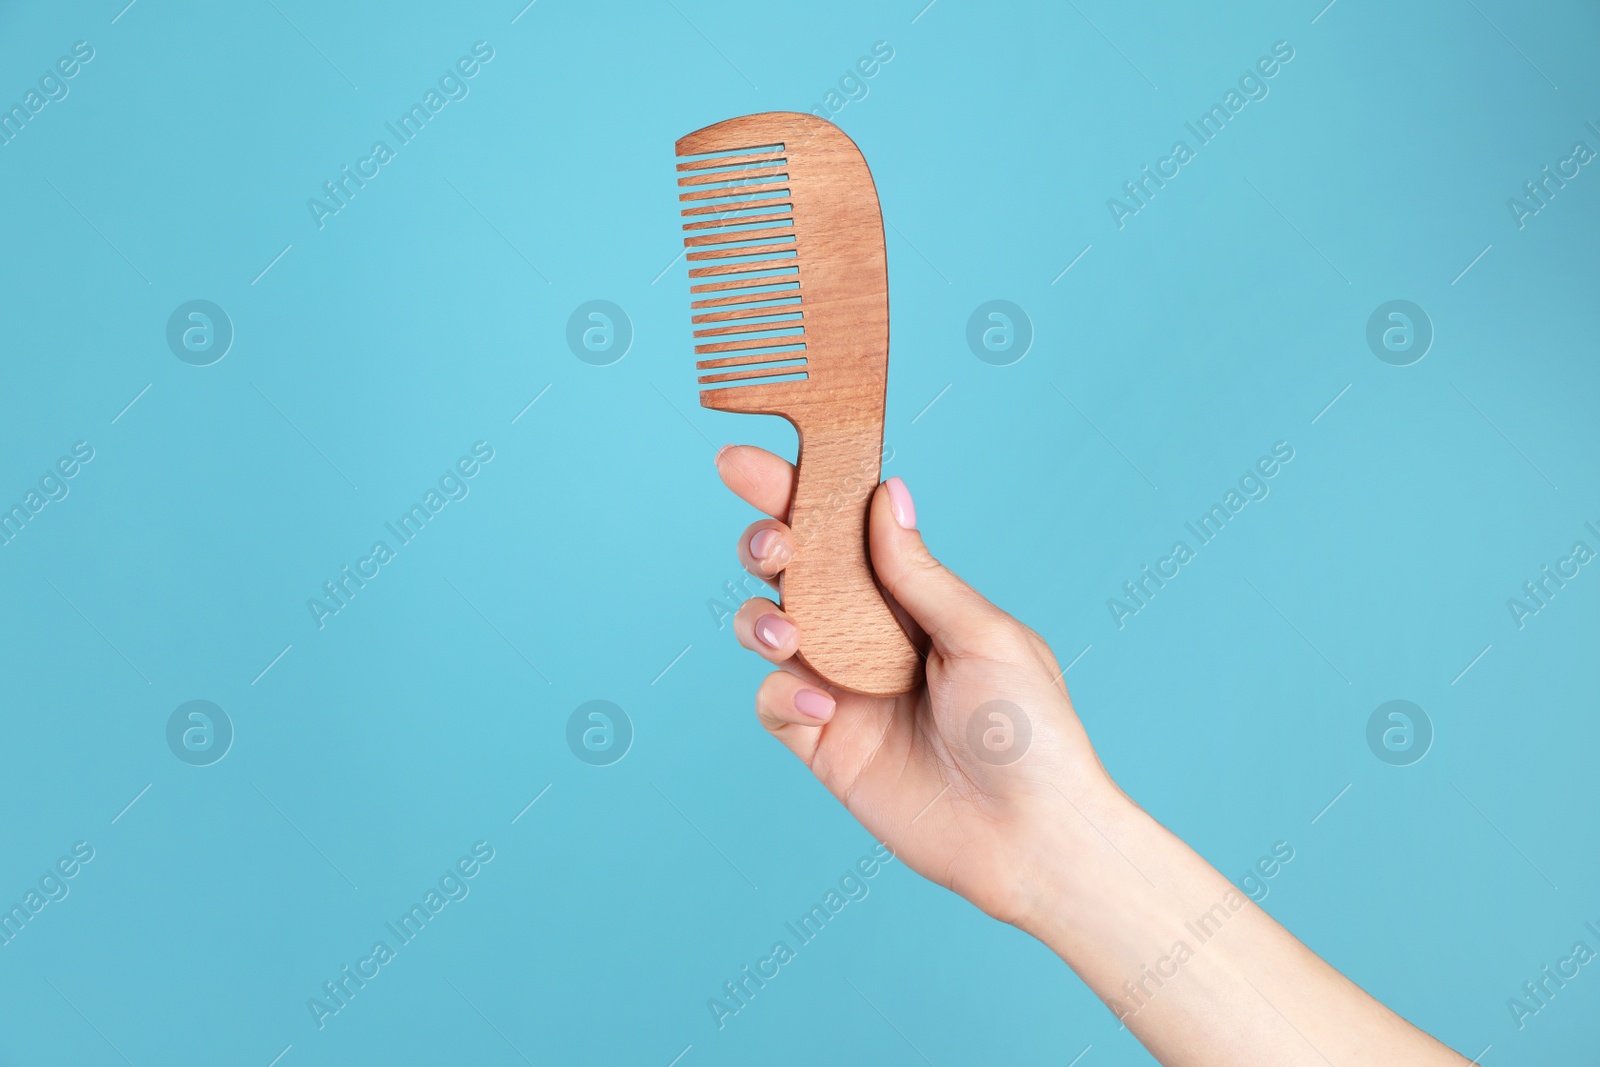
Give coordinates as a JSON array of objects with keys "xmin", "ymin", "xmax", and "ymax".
[{"xmin": 715, "ymin": 443, "xmax": 1468, "ymax": 1067}]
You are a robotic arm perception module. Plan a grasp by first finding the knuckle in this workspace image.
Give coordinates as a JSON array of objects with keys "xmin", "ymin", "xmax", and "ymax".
[
  {"xmin": 906, "ymin": 543, "xmax": 945, "ymax": 576},
  {"xmin": 953, "ymin": 613, "xmax": 1029, "ymax": 661},
  {"xmin": 735, "ymin": 596, "xmax": 776, "ymax": 624},
  {"xmin": 753, "ymin": 673, "xmax": 791, "ymax": 725}
]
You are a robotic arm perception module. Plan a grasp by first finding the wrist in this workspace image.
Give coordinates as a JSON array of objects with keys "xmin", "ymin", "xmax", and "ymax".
[
  {"xmin": 1010, "ymin": 774, "xmax": 1174, "ymax": 962},
  {"xmin": 1008, "ymin": 772, "xmax": 1126, "ymax": 927}
]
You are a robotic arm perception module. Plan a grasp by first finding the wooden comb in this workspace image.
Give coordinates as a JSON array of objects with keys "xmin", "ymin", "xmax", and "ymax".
[{"xmin": 675, "ymin": 111, "xmax": 921, "ymax": 697}]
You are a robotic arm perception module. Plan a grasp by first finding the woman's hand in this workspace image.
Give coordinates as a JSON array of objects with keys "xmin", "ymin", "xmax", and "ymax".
[
  {"xmin": 715, "ymin": 443, "xmax": 1471, "ymax": 1067},
  {"xmin": 715, "ymin": 444, "xmax": 1114, "ymax": 930}
]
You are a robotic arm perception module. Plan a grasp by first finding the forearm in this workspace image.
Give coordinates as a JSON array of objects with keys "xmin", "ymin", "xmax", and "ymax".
[{"xmin": 1019, "ymin": 780, "xmax": 1468, "ymax": 1066}]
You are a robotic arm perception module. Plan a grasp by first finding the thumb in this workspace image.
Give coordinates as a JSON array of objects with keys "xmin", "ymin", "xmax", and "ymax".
[{"xmin": 869, "ymin": 477, "xmax": 1009, "ymax": 657}]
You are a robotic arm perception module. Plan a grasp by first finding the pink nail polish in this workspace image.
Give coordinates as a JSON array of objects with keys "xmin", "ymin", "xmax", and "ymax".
[
  {"xmin": 886, "ymin": 477, "xmax": 916, "ymax": 530},
  {"xmin": 793, "ymin": 687, "xmax": 835, "ymax": 720},
  {"xmin": 755, "ymin": 615, "xmax": 795, "ymax": 649},
  {"xmin": 750, "ymin": 528, "xmax": 779, "ymax": 560}
]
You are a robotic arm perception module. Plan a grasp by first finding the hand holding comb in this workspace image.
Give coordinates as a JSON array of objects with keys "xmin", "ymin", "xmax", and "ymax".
[{"xmin": 675, "ymin": 112, "xmax": 921, "ymax": 697}]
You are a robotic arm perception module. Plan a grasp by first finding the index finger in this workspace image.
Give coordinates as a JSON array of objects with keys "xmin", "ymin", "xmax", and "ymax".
[{"xmin": 715, "ymin": 444, "xmax": 795, "ymax": 520}]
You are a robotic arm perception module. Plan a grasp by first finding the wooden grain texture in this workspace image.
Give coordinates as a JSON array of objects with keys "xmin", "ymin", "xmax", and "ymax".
[{"xmin": 676, "ymin": 111, "xmax": 922, "ymax": 696}]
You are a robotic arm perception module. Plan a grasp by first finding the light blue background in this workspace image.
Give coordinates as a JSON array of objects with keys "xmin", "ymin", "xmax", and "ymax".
[{"xmin": 1, "ymin": 0, "xmax": 1597, "ymax": 1063}]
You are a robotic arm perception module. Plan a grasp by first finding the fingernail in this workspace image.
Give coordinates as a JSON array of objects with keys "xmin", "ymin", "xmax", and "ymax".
[
  {"xmin": 793, "ymin": 687, "xmax": 835, "ymax": 721},
  {"xmin": 715, "ymin": 444, "xmax": 732, "ymax": 469},
  {"xmin": 750, "ymin": 528, "xmax": 780, "ymax": 560},
  {"xmin": 755, "ymin": 614, "xmax": 795, "ymax": 650},
  {"xmin": 886, "ymin": 477, "xmax": 917, "ymax": 530}
]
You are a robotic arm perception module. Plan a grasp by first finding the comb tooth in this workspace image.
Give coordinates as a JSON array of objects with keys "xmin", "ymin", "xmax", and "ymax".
[
  {"xmin": 697, "ymin": 310, "xmax": 806, "ymax": 331},
  {"xmin": 693, "ymin": 301, "xmax": 801, "ymax": 324},
  {"xmin": 694, "ymin": 335, "xmax": 804, "ymax": 357},
  {"xmin": 695, "ymin": 348, "xmax": 805, "ymax": 370},
  {"xmin": 691, "ymin": 281, "xmax": 800, "ymax": 305},
  {"xmin": 690, "ymin": 271, "xmax": 795, "ymax": 290},
  {"xmin": 679, "ymin": 181, "xmax": 789, "ymax": 203},
  {"xmin": 677, "ymin": 166, "xmax": 785, "ymax": 188},
  {"xmin": 681, "ymin": 196, "xmax": 790, "ymax": 217},
  {"xmin": 686, "ymin": 242, "xmax": 793, "ymax": 263},
  {"xmin": 683, "ymin": 210, "xmax": 792, "ymax": 231},
  {"xmin": 693, "ymin": 317, "xmax": 800, "ymax": 338},
  {"xmin": 674, "ymin": 134, "xmax": 815, "ymax": 414},
  {"xmin": 700, "ymin": 377, "xmax": 806, "ymax": 413},
  {"xmin": 693, "ymin": 296, "xmax": 799, "ymax": 313},
  {"xmin": 677, "ymin": 150, "xmax": 784, "ymax": 172},
  {"xmin": 688, "ymin": 258, "xmax": 795, "ymax": 279},
  {"xmin": 698, "ymin": 362, "xmax": 807, "ymax": 386},
  {"xmin": 691, "ymin": 280, "xmax": 797, "ymax": 299},
  {"xmin": 697, "ymin": 342, "xmax": 806, "ymax": 363},
  {"xmin": 684, "ymin": 227, "xmax": 793, "ymax": 248}
]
